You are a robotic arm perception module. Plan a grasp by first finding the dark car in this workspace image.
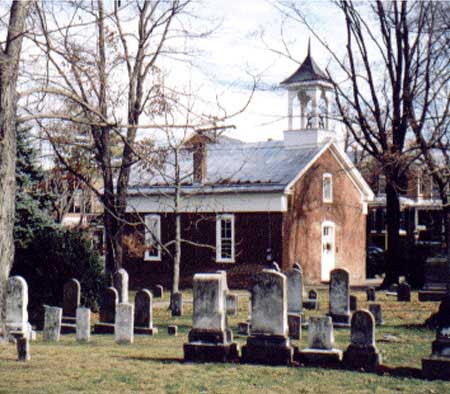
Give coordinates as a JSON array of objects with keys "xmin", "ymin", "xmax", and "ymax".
[{"xmin": 367, "ymin": 246, "xmax": 385, "ymax": 278}]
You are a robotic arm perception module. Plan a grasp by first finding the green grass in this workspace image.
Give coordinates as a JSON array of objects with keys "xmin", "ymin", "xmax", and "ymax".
[{"xmin": 1, "ymin": 289, "xmax": 450, "ymax": 394}]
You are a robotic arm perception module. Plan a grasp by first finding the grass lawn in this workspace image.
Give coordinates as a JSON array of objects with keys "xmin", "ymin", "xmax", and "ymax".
[{"xmin": 1, "ymin": 289, "xmax": 450, "ymax": 394}]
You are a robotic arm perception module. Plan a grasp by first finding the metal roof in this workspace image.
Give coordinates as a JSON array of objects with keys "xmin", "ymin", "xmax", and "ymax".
[{"xmin": 128, "ymin": 140, "xmax": 325, "ymax": 194}]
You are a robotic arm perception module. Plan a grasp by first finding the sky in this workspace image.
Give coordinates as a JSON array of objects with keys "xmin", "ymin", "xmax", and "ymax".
[{"xmin": 180, "ymin": 0, "xmax": 348, "ymax": 143}]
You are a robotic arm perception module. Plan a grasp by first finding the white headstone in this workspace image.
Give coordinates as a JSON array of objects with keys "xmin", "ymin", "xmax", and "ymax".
[
  {"xmin": 113, "ymin": 269, "xmax": 129, "ymax": 304},
  {"xmin": 5, "ymin": 276, "xmax": 29, "ymax": 334},
  {"xmin": 76, "ymin": 307, "xmax": 91, "ymax": 342},
  {"xmin": 115, "ymin": 303, "xmax": 134, "ymax": 344},
  {"xmin": 192, "ymin": 273, "xmax": 226, "ymax": 331},
  {"xmin": 287, "ymin": 266, "xmax": 303, "ymax": 315},
  {"xmin": 43, "ymin": 306, "xmax": 62, "ymax": 342},
  {"xmin": 308, "ymin": 316, "xmax": 334, "ymax": 350},
  {"xmin": 251, "ymin": 269, "xmax": 288, "ymax": 337}
]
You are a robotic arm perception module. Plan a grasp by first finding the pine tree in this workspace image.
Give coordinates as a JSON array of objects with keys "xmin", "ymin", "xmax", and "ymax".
[{"xmin": 14, "ymin": 124, "xmax": 55, "ymax": 249}]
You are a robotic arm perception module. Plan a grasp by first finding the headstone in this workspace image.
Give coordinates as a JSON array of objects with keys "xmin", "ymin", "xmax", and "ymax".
[
  {"xmin": 168, "ymin": 325, "xmax": 178, "ymax": 336},
  {"xmin": 238, "ymin": 321, "xmax": 251, "ymax": 335},
  {"xmin": 115, "ymin": 303, "xmax": 134, "ymax": 344},
  {"xmin": 184, "ymin": 273, "xmax": 239, "ymax": 362},
  {"xmin": 423, "ymin": 295, "xmax": 450, "ymax": 379},
  {"xmin": 241, "ymin": 269, "xmax": 294, "ymax": 365},
  {"xmin": 16, "ymin": 337, "xmax": 30, "ymax": 362},
  {"xmin": 303, "ymin": 289, "xmax": 319, "ymax": 310},
  {"xmin": 134, "ymin": 289, "xmax": 157, "ymax": 335},
  {"xmin": 63, "ymin": 278, "xmax": 81, "ymax": 318},
  {"xmin": 93, "ymin": 287, "xmax": 118, "ymax": 334},
  {"xmin": 76, "ymin": 307, "xmax": 91, "ymax": 342},
  {"xmin": 61, "ymin": 278, "xmax": 81, "ymax": 334},
  {"xmin": 419, "ymin": 257, "xmax": 449, "ymax": 301},
  {"xmin": 368, "ymin": 304, "xmax": 383, "ymax": 325},
  {"xmin": 153, "ymin": 285, "xmax": 164, "ymax": 298},
  {"xmin": 171, "ymin": 292, "xmax": 183, "ymax": 316},
  {"xmin": 287, "ymin": 265, "xmax": 304, "ymax": 316},
  {"xmin": 113, "ymin": 268, "xmax": 129, "ymax": 303},
  {"xmin": 288, "ymin": 314, "xmax": 302, "ymax": 340},
  {"xmin": 295, "ymin": 316, "xmax": 342, "ymax": 365},
  {"xmin": 343, "ymin": 310, "xmax": 381, "ymax": 371},
  {"xmin": 226, "ymin": 294, "xmax": 238, "ymax": 316},
  {"xmin": 328, "ymin": 269, "xmax": 351, "ymax": 327},
  {"xmin": 43, "ymin": 306, "xmax": 62, "ymax": 342},
  {"xmin": 350, "ymin": 295, "xmax": 358, "ymax": 312},
  {"xmin": 5, "ymin": 276, "xmax": 31, "ymax": 339},
  {"xmin": 367, "ymin": 287, "xmax": 376, "ymax": 302},
  {"xmin": 397, "ymin": 282, "xmax": 411, "ymax": 302}
]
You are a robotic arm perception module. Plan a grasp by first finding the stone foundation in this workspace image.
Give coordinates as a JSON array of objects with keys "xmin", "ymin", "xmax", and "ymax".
[
  {"xmin": 241, "ymin": 335, "xmax": 294, "ymax": 366},
  {"xmin": 295, "ymin": 348, "xmax": 342, "ymax": 366},
  {"xmin": 343, "ymin": 344, "xmax": 381, "ymax": 372}
]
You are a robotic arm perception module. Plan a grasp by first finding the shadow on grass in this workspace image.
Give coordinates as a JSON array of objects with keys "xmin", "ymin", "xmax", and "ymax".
[
  {"xmin": 117, "ymin": 355, "xmax": 183, "ymax": 364},
  {"xmin": 377, "ymin": 365, "xmax": 423, "ymax": 379}
]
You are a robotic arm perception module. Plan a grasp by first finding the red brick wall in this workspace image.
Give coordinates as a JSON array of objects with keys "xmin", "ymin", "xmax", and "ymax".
[
  {"xmin": 282, "ymin": 149, "xmax": 367, "ymax": 285},
  {"xmin": 122, "ymin": 212, "xmax": 283, "ymax": 290}
]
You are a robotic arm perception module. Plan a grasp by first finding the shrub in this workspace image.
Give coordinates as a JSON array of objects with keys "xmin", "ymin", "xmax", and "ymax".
[{"xmin": 12, "ymin": 227, "xmax": 107, "ymax": 325}]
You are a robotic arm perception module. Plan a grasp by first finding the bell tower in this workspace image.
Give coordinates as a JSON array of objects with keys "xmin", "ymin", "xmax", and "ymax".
[{"xmin": 280, "ymin": 41, "xmax": 334, "ymax": 147}]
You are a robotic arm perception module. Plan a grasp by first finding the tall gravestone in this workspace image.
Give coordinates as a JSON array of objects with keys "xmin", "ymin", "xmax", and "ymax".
[
  {"xmin": 287, "ymin": 264, "xmax": 304, "ymax": 339},
  {"xmin": 419, "ymin": 257, "xmax": 449, "ymax": 301},
  {"xmin": 295, "ymin": 316, "xmax": 342, "ymax": 365},
  {"xmin": 113, "ymin": 269, "xmax": 129, "ymax": 304},
  {"xmin": 241, "ymin": 269, "xmax": 294, "ymax": 365},
  {"xmin": 367, "ymin": 287, "xmax": 376, "ymax": 302},
  {"xmin": 171, "ymin": 292, "xmax": 183, "ymax": 316},
  {"xmin": 184, "ymin": 273, "xmax": 239, "ymax": 362},
  {"xmin": 328, "ymin": 268, "xmax": 351, "ymax": 327},
  {"xmin": 115, "ymin": 303, "xmax": 134, "ymax": 344},
  {"xmin": 5, "ymin": 276, "xmax": 32, "ymax": 339},
  {"xmin": 93, "ymin": 287, "xmax": 118, "ymax": 334},
  {"xmin": 343, "ymin": 310, "xmax": 381, "ymax": 371},
  {"xmin": 422, "ymin": 295, "xmax": 450, "ymax": 380},
  {"xmin": 16, "ymin": 337, "xmax": 30, "ymax": 362},
  {"xmin": 61, "ymin": 278, "xmax": 81, "ymax": 334},
  {"xmin": 43, "ymin": 306, "xmax": 62, "ymax": 342},
  {"xmin": 350, "ymin": 295, "xmax": 358, "ymax": 312},
  {"xmin": 76, "ymin": 307, "xmax": 91, "ymax": 342},
  {"xmin": 134, "ymin": 289, "xmax": 157, "ymax": 335},
  {"xmin": 397, "ymin": 282, "xmax": 411, "ymax": 302}
]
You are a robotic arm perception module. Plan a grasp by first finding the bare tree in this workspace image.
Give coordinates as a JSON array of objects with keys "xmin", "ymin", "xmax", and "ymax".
[
  {"xmin": 22, "ymin": 0, "xmax": 216, "ymax": 277},
  {"xmin": 0, "ymin": 1, "xmax": 32, "ymax": 339},
  {"xmin": 273, "ymin": 1, "xmax": 450, "ymax": 285}
]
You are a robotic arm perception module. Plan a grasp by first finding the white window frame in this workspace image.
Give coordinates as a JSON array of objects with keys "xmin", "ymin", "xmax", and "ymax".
[
  {"xmin": 323, "ymin": 173, "xmax": 333, "ymax": 203},
  {"xmin": 144, "ymin": 214, "xmax": 161, "ymax": 261},
  {"xmin": 216, "ymin": 214, "xmax": 235, "ymax": 263}
]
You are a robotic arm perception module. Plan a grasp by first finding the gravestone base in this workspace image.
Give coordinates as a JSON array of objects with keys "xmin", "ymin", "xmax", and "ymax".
[
  {"xmin": 288, "ymin": 314, "xmax": 302, "ymax": 340},
  {"xmin": 328, "ymin": 313, "xmax": 350, "ymax": 328},
  {"xmin": 61, "ymin": 317, "xmax": 77, "ymax": 334},
  {"xmin": 134, "ymin": 326, "xmax": 158, "ymax": 335},
  {"xmin": 184, "ymin": 342, "xmax": 239, "ymax": 363},
  {"xmin": 422, "ymin": 357, "xmax": 450, "ymax": 380},
  {"xmin": 241, "ymin": 335, "xmax": 294, "ymax": 366},
  {"xmin": 93, "ymin": 322, "xmax": 115, "ymax": 334},
  {"xmin": 295, "ymin": 348, "xmax": 343, "ymax": 366},
  {"xmin": 303, "ymin": 300, "xmax": 319, "ymax": 310},
  {"xmin": 343, "ymin": 344, "xmax": 381, "ymax": 372},
  {"xmin": 418, "ymin": 289, "xmax": 447, "ymax": 302},
  {"xmin": 188, "ymin": 328, "xmax": 233, "ymax": 344}
]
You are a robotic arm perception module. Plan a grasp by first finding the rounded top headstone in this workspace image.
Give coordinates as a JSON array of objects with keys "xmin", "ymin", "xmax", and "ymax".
[
  {"xmin": 293, "ymin": 262, "xmax": 302, "ymax": 272},
  {"xmin": 350, "ymin": 309, "xmax": 375, "ymax": 346},
  {"xmin": 270, "ymin": 262, "xmax": 281, "ymax": 272}
]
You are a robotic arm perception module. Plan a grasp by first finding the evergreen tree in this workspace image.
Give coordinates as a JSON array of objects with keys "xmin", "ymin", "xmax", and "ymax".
[{"xmin": 14, "ymin": 124, "xmax": 55, "ymax": 248}]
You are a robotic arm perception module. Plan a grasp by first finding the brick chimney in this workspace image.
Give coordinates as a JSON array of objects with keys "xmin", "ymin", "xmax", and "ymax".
[{"xmin": 193, "ymin": 142, "xmax": 207, "ymax": 184}]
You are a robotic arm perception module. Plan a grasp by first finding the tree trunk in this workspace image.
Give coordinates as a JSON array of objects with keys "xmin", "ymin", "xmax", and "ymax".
[
  {"xmin": 0, "ymin": 1, "xmax": 30, "ymax": 340},
  {"xmin": 172, "ymin": 213, "xmax": 181, "ymax": 295},
  {"xmin": 383, "ymin": 180, "xmax": 402, "ymax": 287}
]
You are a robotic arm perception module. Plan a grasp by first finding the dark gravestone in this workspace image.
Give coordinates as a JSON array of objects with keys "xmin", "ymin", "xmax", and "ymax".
[
  {"xmin": 171, "ymin": 292, "xmax": 183, "ymax": 317},
  {"xmin": 168, "ymin": 325, "xmax": 177, "ymax": 336},
  {"xmin": 63, "ymin": 279, "xmax": 80, "ymax": 318},
  {"xmin": 226, "ymin": 294, "xmax": 238, "ymax": 316},
  {"xmin": 350, "ymin": 295, "xmax": 358, "ymax": 312},
  {"xmin": 238, "ymin": 321, "xmax": 251, "ymax": 335},
  {"xmin": 344, "ymin": 310, "xmax": 381, "ymax": 371},
  {"xmin": 16, "ymin": 337, "xmax": 30, "ymax": 362},
  {"xmin": 422, "ymin": 295, "xmax": 450, "ymax": 379},
  {"xmin": 134, "ymin": 289, "xmax": 157, "ymax": 335},
  {"xmin": 94, "ymin": 287, "xmax": 118, "ymax": 334},
  {"xmin": 419, "ymin": 257, "xmax": 449, "ymax": 301},
  {"xmin": 397, "ymin": 282, "xmax": 411, "ymax": 302},
  {"xmin": 366, "ymin": 287, "xmax": 376, "ymax": 302},
  {"xmin": 153, "ymin": 285, "xmax": 164, "ymax": 298},
  {"xmin": 368, "ymin": 303, "xmax": 383, "ymax": 325},
  {"xmin": 303, "ymin": 289, "xmax": 319, "ymax": 310},
  {"xmin": 328, "ymin": 269, "xmax": 350, "ymax": 327},
  {"xmin": 288, "ymin": 314, "xmax": 302, "ymax": 340}
]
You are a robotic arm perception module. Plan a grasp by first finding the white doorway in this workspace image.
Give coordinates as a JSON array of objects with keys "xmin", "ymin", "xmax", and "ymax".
[{"xmin": 321, "ymin": 221, "xmax": 336, "ymax": 281}]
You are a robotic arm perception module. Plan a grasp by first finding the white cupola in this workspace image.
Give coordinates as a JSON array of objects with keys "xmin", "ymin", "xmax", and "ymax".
[{"xmin": 280, "ymin": 41, "xmax": 335, "ymax": 147}]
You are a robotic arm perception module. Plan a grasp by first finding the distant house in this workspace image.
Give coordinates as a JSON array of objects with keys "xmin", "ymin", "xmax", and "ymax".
[{"xmin": 123, "ymin": 48, "xmax": 374, "ymax": 289}]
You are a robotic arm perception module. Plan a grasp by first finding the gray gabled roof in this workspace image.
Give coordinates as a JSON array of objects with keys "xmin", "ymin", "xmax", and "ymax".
[{"xmin": 128, "ymin": 140, "xmax": 325, "ymax": 194}]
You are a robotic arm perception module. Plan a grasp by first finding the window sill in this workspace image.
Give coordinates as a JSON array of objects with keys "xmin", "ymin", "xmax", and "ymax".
[{"xmin": 216, "ymin": 259, "xmax": 235, "ymax": 264}]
